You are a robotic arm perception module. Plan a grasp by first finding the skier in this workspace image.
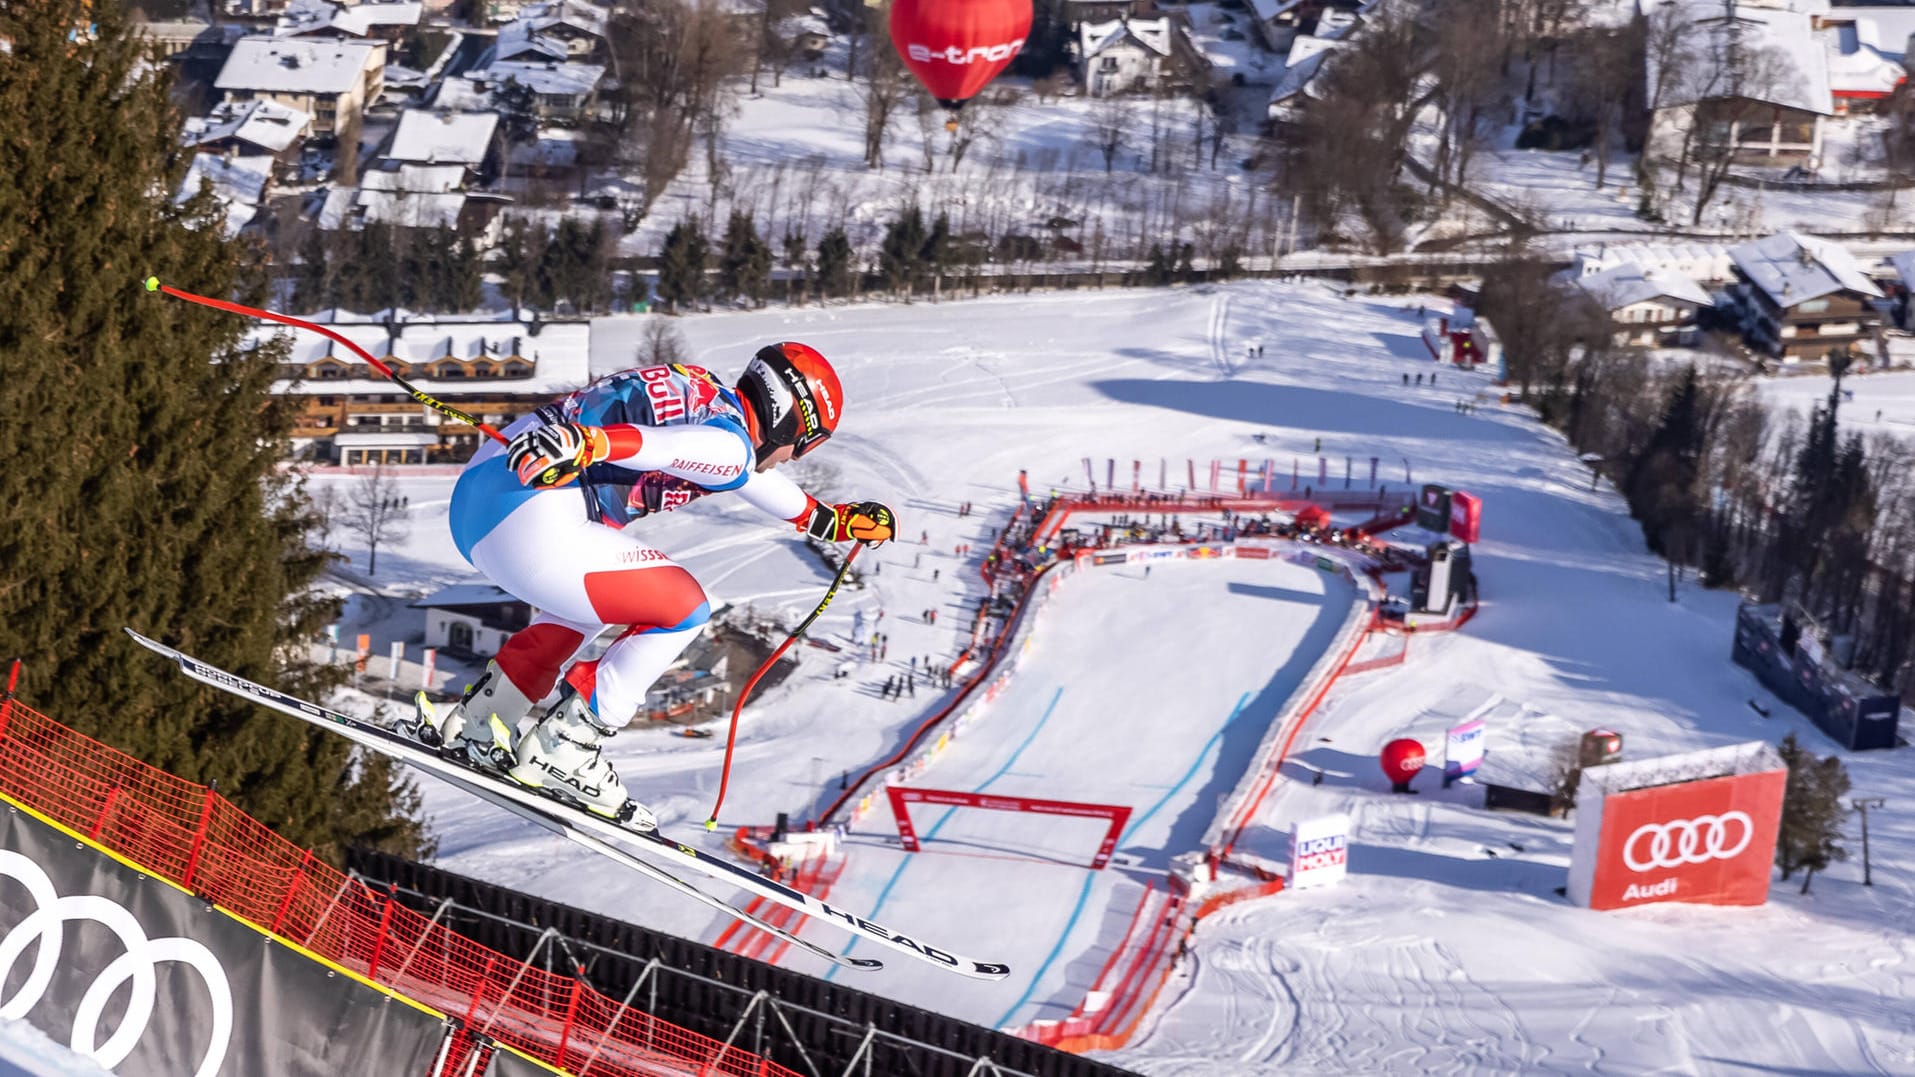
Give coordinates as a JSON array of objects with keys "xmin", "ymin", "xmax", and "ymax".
[{"xmin": 416, "ymin": 344, "xmax": 896, "ymax": 825}]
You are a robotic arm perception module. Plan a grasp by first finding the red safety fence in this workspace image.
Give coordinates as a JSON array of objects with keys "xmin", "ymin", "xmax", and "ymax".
[{"xmin": 0, "ymin": 682, "xmax": 799, "ymax": 1077}]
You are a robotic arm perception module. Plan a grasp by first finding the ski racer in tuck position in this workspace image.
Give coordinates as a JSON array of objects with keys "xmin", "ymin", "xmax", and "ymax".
[{"xmin": 414, "ymin": 344, "xmax": 896, "ymax": 828}]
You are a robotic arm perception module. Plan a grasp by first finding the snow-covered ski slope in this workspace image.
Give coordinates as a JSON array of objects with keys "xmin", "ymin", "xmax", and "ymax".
[{"xmin": 309, "ymin": 281, "xmax": 1915, "ymax": 1074}]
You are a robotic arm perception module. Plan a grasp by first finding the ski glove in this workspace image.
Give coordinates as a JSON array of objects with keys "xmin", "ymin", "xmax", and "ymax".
[
  {"xmin": 507, "ymin": 422, "xmax": 611, "ymax": 488},
  {"xmin": 805, "ymin": 500, "xmax": 896, "ymax": 546}
]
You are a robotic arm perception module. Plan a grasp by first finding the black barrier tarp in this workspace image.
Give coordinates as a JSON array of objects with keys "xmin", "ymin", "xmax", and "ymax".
[
  {"xmin": 349, "ymin": 848, "xmax": 1142, "ymax": 1077},
  {"xmin": 0, "ymin": 804, "xmax": 451, "ymax": 1077}
]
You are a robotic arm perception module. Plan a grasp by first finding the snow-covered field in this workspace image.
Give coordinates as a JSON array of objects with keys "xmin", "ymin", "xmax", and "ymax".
[{"xmin": 308, "ymin": 280, "xmax": 1915, "ymax": 1073}]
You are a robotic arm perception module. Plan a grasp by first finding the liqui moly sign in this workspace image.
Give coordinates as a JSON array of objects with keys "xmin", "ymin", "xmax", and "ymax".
[
  {"xmin": 1567, "ymin": 751, "xmax": 1786, "ymax": 911},
  {"xmin": 1288, "ymin": 814, "xmax": 1351, "ymax": 890}
]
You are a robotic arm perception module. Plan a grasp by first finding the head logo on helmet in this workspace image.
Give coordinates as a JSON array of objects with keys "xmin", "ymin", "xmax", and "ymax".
[{"xmin": 738, "ymin": 342, "xmax": 842, "ymax": 464}]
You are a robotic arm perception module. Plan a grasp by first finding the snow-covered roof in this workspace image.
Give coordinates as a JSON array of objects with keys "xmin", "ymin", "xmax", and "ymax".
[
  {"xmin": 1268, "ymin": 39, "xmax": 1339, "ymax": 106},
  {"xmin": 430, "ymin": 75, "xmax": 496, "ymax": 111},
  {"xmin": 1888, "ymin": 250, "xmax": 1915, "ymax": 290},
  {"xmin": 1080, "ymin": 17, "xmax": 1174, "ymax": 60},
  {"xmin": 1643, "ymin": 1, "xmax": 1832, "ymax": 116},
  {"xmin": 183, "ymin": 98, "xmax": 313, "ymax": 153},
  {"xmin": 476, "ymin": 60, "xmax": 606, "ymax": 98},
  {"xmin": 411, "ymin": 583, "xmax": 525, "ymax": 610},
  {"xmin": 259, "ymin": 317, "xmax": 592, "ymax": 394},
  {"xmin": 1826, "ymin": 6, "xmax": 1915, "ymax": 63},
  {"xmin": 1577, "ymin": 262, "xmax": 1713, "ymax": 311},
  {"xmin": 175, "ymin": 153, "xmax": 272, "ymax": 239},
  {"xmin": 387, "ymin": 109, "xmax": 499, "ymax": 165},
  {"xmin": 1730, "ymin": 231, "xmax": 1883, "ymax": 307},
  {"xmin": 276, "ymin": 0, "xmax": 422, "ymax": 37},
  {"xmin": 1820, "ymin": 23, "xmax": 1906, "ymax": 98},
  {"xmin": 507, "ymin": 128, "xmax": 583, "ymax": 170},
  {"xmin": 216, "ymin": 38, "xmax": 382, "ymax": 95},
  {"xmin": 176, "ymin": 152, "xmax": 272, "ymax": 208},
  {"xmin": 328, "ymin": 188, "xmax": 470, "ymax": 230},
  {"xmin": 361, "ymin": 163, "xmax": 469, "ymax": 192}
]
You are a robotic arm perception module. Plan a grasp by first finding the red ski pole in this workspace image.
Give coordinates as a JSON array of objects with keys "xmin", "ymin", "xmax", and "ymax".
[
  {"xmin": 706, "ymin": 543, "xmax": 863, "ymax": 830},
  {"xmin": 144, "ymin": 278, "xmax": 508, "ymax": 445}
]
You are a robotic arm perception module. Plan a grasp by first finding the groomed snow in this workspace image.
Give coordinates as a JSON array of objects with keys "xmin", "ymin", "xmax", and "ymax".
[{"xmin": 304, "ymin": 280, "xmax": 1915, "ymax": 1073}]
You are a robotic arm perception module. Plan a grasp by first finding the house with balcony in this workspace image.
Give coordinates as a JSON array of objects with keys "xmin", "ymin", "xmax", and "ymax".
[
  {"xmin": 215, "ymin": 37, "xmax": 386, "ymax": 136},
  {"xmin": 1575, "ymin": 262, "xmax": 1715, "ymax": 348},
  {"xmin": 470, "ymin": 60, "xmax": 608, "ymax": 123},
  {"xmin": 1645, "ymin": 0, "xmax": 1832, "ymax": 168},
  {"xmin": 1075, "ymin": 15, "xmax": 1210, "ymax": 97},
  {"xmin": 495, "ymin": 0, "xmax": 611, "ymax": 63},
  {"xmin": 183, "ymin": 98, "xmax": 314, "ymax": 182},
  {"xmin": 252, "ymin": 313, "xmax": 590, "ymax": 463},
  {"xmin": 1728, "ymin": 232, "xmax": 1883, "ymax": 362}
]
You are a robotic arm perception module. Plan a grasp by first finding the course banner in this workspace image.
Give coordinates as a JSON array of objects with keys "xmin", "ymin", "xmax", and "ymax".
[
  {"xmin": 1287, "ymin": 814, "xmax": 1351, "ymax": 890},
  {"xmin": 1443, "ymin": 718, "xmax": 1486, "ymax": 783},
  {"xmin": 0, "ymin": 804, "xmax": 448, "ymax": 1077}
]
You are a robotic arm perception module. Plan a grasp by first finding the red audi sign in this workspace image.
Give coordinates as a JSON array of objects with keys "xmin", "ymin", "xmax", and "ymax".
[{"xmin": 1571, "ymin": 767, "xmax": 1785, "ymax": 910}]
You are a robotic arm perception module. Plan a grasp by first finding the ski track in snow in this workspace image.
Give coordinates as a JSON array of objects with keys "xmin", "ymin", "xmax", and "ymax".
[{"xmin": 306, "ymin": 281, "xmax": 1915, "ymax": 1074}]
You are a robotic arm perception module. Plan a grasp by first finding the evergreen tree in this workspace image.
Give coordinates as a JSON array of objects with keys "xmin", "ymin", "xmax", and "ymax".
[
  {"xmin": 921, "ymin": 212, "xmax": 952, "ymax": 295},
  {"xmin": 716, "ymin": 211, "xmax": 771, "ymax": 307},
  {"xmin": 655, "ymin": 218, "xmax": 708, "ymax": 313},
  {"xmin": 879, "ymin": 205, "xmax": 926, "ymax": 297},
  {"xmin": 1144, "ymin": 244, "xmax": 1173, "ymax": 286},
  {"xmin": 781, "ymin": 230, "xmax": 809, "ymax": 305},
  {"xmin": 816, "ymin": 226, "xmax": 853, "ymax": 300},
  {"xmin": 1625, "ymin": 366, "xmax": 1706, "ymax": 559},
  {"xmin": 447, "ymin": 234, "xmax": 486, "ymax": 313},
  {"xmin": 1774, "ymin": 733, "xmax": 1851, "ymax": 893},
  {"xmin": 495, "ymin": 218, "xmax": 540, "ymax": 312},
  {"xmin": 0, "ymin": 0, "xmax": 427, "ymax": 860},
  {"xmin": 290, "ymin": 225, "xmax": 334, "ymax": 313}
]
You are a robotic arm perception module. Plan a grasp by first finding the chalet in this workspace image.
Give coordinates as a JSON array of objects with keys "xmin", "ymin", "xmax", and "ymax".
[
  {"xmin": 183, "ymin": 99, "xmax": 314, "ymax": 181},
  {"xmin": 1575, "ymin": 262, "xmax": 1714, "ymax": 348},
  {"xmin": 275, "ymin": 0, "xmax": 422, "ymax": 40},
  {"xmin": 384, "ymin": 108, "xmax": 501, "ymax": 185},
  {"xmin": 1815, "ymin": 6, "xmax": 1915, "ymax": 115},
  {"xmin": 1644, "ymin": 0, "xmax": 1831, "ymax": 168},
  {"xmin": 250, "ymin": 314, "xmax": 591, "ymax": 463},
  {"xmin": 215, "ymin": 37, "xmax": 386, "ymax": 136},
  {"xmin": 1728, "ymin": 232, "xmax": 1883, "ymax": 362},
  {"xmin": 495, "ymin": 0, "xmax": 610, "ymax": 63},
  {"xmin": 1245, "ymin": 0, "xmax": 1366, "ymax": 54},
  {"xmin": 411, "ymin": 584, "xmax": 531, "ymax": 657},
  {"xmin": 470, "ymin": 61, "xmax": 607, "ymax": 123},
  {"xmin": 175, "ymin": 153, "xmax": 274, "ymax": 238},
  {"xmin": 1076, "ymin": 15, "xmax": 1211, "ymax": 97}
]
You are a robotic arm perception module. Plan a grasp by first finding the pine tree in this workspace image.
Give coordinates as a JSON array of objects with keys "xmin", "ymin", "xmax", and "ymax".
[
  {"xmin": 1144, "ymin": 244, "xmax": 1173, "ymax": 286},
  {"xmin": 448, "ymin": 234, "xmax": 485, "ymax": 313},
  {"xmin": 290, "ymin": 225, "xmax": 334, "ymax": 313},
  {"xmin": 1625, "ymin": 366, "xmax": 1705, "ymax": 559},
  {"xmin": 1774, "ymin": 732, "xmax": 1850, "ymax": 893},
  {"xmin": 656, "ymin": 218, "xmax": 708, "ymax": 313},
  {"xmin": 816, "ymin": 226, "xmax": 853, "ymax": 300},
  {"xmin": 716, "ymin": 211, "xmax": 771, "ymax": 306},
  {"xmin": 0, "ymin": 0, "xmax": 428, "ymax": 861},
  {"xmin": 922, "ymin": 212, "xmax": 952, "ymax": 296},
  {"xmin": 781, "ymin": 230, "xmax": 809, "ymax": 305},
  {"xmin": 879, "ymin": 205, "xmax": 926, "ymax": 297}
]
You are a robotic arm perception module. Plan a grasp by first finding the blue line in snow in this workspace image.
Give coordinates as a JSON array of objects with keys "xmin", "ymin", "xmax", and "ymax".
[
  {"xmin": 1119, "ymin": 691, "xmax": 1251, "ymax": 844},
  {"xmin": 824, "ymin": 687, "xmax": 1065, "ymax": 980},
  {"xmin": 992, "ymin": 690, "xmax": 1251, "ymax": 1027}
]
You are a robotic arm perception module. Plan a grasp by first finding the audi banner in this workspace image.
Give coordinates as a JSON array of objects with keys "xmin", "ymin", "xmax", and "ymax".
[
  {"xmin": 1566, "ymin": 742, "xmax": 1787, "ymax": 911},
  {"xmin": 0, "ymin": 804, "xmax": 450, "ymax": 1076}
]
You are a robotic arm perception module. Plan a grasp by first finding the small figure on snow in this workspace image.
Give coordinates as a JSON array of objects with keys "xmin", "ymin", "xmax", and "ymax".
[{"xmin": 415, "ymin": 344, "xmax": 896, "ymax": 827}]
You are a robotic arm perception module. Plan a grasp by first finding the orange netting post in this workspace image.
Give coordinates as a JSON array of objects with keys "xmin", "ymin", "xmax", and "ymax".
[{"xmin": 182, "ymin": 786, "xmax": 219, "ymax": 889}]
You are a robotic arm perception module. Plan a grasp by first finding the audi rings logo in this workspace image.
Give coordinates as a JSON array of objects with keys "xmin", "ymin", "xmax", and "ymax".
[
  {"xmin": 0, "ymin": 851, "xmax": 232, "ymax": 1076},
  {"xmin": 1622, "ymin": 812, "xmax": 1755, "ymax": 872}
]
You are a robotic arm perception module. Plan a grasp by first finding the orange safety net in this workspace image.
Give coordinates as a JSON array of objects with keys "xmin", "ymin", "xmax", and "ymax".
[{"xmin": 0, "ymin": 694, "xmax": 799, "ymax": 1077}]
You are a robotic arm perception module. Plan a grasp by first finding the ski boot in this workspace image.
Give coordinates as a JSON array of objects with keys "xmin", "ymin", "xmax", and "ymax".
[
  {"xmin": 509, "ymin": 686, "xmax": 656, "ymax": 830},
  {"xmin": 406, "ymin": 660, "xmax": 530, "ymax": 772}
]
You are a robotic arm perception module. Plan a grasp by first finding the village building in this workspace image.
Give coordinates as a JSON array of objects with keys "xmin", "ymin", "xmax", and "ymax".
[
  {"xmin": 1644, "ymin": 0, "xmax": 1832, "ymax": 168},
  {"xmin": 1728, "ymin": 232, "xmax": 1884, "ymax": 362},
  {"xmin": 1575, "ymin": 262, "xmax": 1715, "ymax": 348},
  {"xmin": 215, "ymin": 37, "xmax": 387, "ymax": 136},
  {"xmin": 251, "ymin": 313, "xmax": 590, "ymax": 464},
  {"xmin": 1075, "ymin": 15, "xmax": 1210, "ymax": 97}
]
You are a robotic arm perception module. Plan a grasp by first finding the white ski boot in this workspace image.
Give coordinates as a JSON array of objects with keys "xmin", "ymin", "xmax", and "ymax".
[
  {"xmin": 411, "ymin": 660, "xmax": 531, "ymax": 772},
  {"xmin": 508, "ymin": 688, "xmax": 654, "ymax": 829}
]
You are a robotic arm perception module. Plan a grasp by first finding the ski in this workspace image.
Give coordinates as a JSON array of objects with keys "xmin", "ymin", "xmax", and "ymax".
[{"xmin": 128, "ymin": 629, "xmax": 1012, "ymax": 981}]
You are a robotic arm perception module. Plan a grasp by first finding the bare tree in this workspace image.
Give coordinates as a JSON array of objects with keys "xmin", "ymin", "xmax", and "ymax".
[
  {"xmin": 1429, "ymin": 0, "xmax": 1505, "ymax": 190},
  {"xmin": 637, "ymin": 317, "xmax": 689, "ymax": 365},
  {"xmin": 338, "ymin": 466, "xmax": 411, "ymax": 576},
  {"xmin": 1566, "ymin": 22, "xmax": 1637, "ymax": 190},
  {"xmin": 1689, "ymin": 45, "xmax": 1797, "ymax": 224},
  {"xmin": 1088, "ymin": 92, "xmax": 1129, "ymax": 172},
  {"xmin": 860, "ymin": 30, "xmax": 910, "ymax": 169},
  {"xmin": 948, "ymin": 85, "xmax": 1011, "ymax": 171}
]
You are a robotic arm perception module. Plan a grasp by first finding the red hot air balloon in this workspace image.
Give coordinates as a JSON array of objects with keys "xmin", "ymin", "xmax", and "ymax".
[{"xmin": 890, "ymin": 0, "xmax": 1033, "ymax": 114}]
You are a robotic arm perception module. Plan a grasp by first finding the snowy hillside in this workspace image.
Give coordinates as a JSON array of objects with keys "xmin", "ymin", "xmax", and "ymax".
[{"xmin": 308, "ymin": 280, "xmax": 1915, "ymax": 1073}]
